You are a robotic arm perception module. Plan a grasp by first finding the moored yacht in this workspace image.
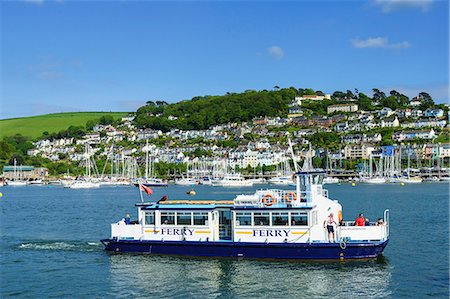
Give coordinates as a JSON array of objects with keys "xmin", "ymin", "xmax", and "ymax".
[
  {"xmin": 212, "ymin": 174, "xmax": 253, "ymax": 187},
  {"xmin": 70, "ymin": 180, "xmax": 100, "ymax": 189},
  {"xmin": 101, "ymin": 170, "xmax": 389, "ymax": 260}
]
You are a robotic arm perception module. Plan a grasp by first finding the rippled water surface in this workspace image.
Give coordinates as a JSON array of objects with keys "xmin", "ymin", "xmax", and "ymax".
[{"xmin": 1, "ymin": 183, "xmax": 448, "ymax": 298}]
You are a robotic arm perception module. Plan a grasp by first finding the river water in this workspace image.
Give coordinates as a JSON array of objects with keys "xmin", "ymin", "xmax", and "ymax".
[{"xmin": 0, "ymin": 183, "xmax": 448, "ymax": 298}]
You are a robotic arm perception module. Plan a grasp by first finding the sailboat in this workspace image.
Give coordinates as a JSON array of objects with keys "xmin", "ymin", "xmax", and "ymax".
[
  {"xmin": 175, "ymin": 160, "xmax": 198, "ymax": 185},
  {"xmin": 70, "ymin": 144, "xmax": 100, "ymax": 189},
  {"xmin": 7, "ymin": 159, "xmax": 28, "ymax": 186},
  {"xmin": 396, "ymin": 150, "xmax": 423, "ymax": 184},
  {"xmin": 361, "ymin": 155, "xmax": 386, "ymax": 184}
]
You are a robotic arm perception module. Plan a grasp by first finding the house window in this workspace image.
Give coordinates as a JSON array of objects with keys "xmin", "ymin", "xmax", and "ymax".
[
  {"xmin": 144, "ymin": 211, "xmax": 155, "ymax": 225},
  {"xmin": 291, "ymin": 212, "xmax": 308, "ymax": 226},
  {"xmin": 235, "ymin": 212, "xmax": 252, "ymax": 226},
  {"xmin": 272, "ymin": 212, "xmax": 289, "ymax": 226},
  {"xmin": 177, "ymin": 212, "xmax": 192, "ymax": 225},
  {"xmin": 193, "ymin": 212, "xmax": 208, "ymax": 226},
  {"xmin": 254, "ymin": 212, "xmax": 270, "ymax": 226},
  {"xmin": 160, "ymin": 212, "xmax": 175, "ymax": 225}
]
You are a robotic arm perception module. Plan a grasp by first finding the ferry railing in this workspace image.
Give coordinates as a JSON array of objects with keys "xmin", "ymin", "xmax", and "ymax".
[
  {"xmin": 233, "ymin": 189, "xmax": 316, "ymax": 207},
  {"xmin": 384, "ymin": 209, "xmax": 390, "ymax": 238}
]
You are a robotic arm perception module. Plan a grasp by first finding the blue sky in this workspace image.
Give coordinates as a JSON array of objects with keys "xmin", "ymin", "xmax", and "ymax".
[{"xmin": 1, "ymin": 0, "xmax": 448, "ymax": 119}]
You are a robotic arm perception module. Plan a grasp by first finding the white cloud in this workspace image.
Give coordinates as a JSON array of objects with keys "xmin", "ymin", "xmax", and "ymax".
[
  {"xmin": 268, "ymin": 46, "xmax": 284, "ymax": 60},
  {"xmin": 373, "ymin": 0, "xmax": 434, "ymax": 13},
  {"xmin": 351, "ymin": 37, "xmax": 410, "ymax": 49}
]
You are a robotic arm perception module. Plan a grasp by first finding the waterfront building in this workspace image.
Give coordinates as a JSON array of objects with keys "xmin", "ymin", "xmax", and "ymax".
[
  {"xmin": 2, "ymin": 165, "xmax": 48, "ymax": 180},
  {"xmin": 327, "ymin": 104, "xmax": 358, "ymax": 114},
  {"xmin": 343, "ymin": 144, "xmax": 376, "ymax": 159}
]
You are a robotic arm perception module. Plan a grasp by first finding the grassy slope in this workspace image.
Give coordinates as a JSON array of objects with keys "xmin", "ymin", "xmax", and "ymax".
[{"xmin": 0, "ymin": 112, "xmax": 128, "ymax": 139}]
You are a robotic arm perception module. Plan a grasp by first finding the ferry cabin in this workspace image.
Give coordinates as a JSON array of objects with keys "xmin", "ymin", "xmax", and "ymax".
[{"xmin": 111, "ymin": 171, "xmax": 389, "ymax": 245}]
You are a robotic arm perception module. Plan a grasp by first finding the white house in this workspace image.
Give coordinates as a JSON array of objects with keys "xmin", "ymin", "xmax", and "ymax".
[
  {"xmin": 424, "ymin": 108, "xmax": 444, "ymax": 118},
  {"xmin": 411, "ymin": 109, "xmax": 423, "ymax": 118},
  {"xmin": 380, "ymin": 116, "xmax": 400, "ymax": 128},
  {"xmin": 378, "ymin": 107, "xmax": 393, "ymax": 118},
  {"xmin": 410, "ymin": 98, "xmax": 422, "ymax": 107},
  {"xmin": 392, "ymin": 129, "xmax": 436, "ymax": 142}
]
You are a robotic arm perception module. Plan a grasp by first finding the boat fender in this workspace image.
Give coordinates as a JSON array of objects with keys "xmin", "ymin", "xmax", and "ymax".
[
  {"xmin": 262, "ymin": 194, "xmax": 275, "ymax": 206},
  {"xmin": 285, "ymin": 192, "xmax": 297, "ymax": 202},
  {"xmin": 339, "ymin": 240, "xmax": 347, "ymax": 250}
]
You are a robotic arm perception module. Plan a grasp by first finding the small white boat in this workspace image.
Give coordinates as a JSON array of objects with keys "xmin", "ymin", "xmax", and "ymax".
[
  {"xmin": 7, "ymin": 180, "xmax": 28, "ymax": 186},
  {"xmin": 69, "ymin": 180, "xmax": 100, "ymax": 189},
  {"xmin": 268, "ymin": 176, "xmax": 294, "ymax": 186},
  {"xmin": 246, "ymin": 177, "xmax": 267, "ymax": 185},
  {"xmin": 323, "ymin": 177, "xmax": 339, "ymax": 184},
  {"xmin": 361, "ymin": 177, "xmax": 386, "ymax": 184},
  {"xmin": 439, "ymin": 176, "xmax": 450, "ymax": 182},
  {"xmin": 198, "ymin": 177, "xmax": 213, "ymax": 186},
  {"xmin": 396, "ymin": 176, "xmax": 423, "ymax": 184},
  {"xmin": 212, "ymin": 174, "xmax": 253, "ymax": 187},
  {"xmin": 175, "ymin": 178, "xmax": 198, "ymax": 186},
  {"xmin": 29, "ymin": 179, "xmax": 45, "ymax": 185},
  {"xmin": 423, "ymin": 177, "xmax": 439, "ymax": 182}
]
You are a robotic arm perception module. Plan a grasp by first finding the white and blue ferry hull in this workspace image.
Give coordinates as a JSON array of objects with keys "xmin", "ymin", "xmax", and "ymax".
[{"xmin": 100, "ymin": 239, "xmax": 388, "ymax": 260}]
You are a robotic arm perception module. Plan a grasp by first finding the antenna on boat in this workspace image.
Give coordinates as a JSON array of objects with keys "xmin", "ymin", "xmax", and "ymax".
[
  {"xmin": 138, "ymin": 184, "xmax": 144, "ymax": 203},
  {"xmin": 287, "ymin": 134, "xmax": 298, "ymax": 172}
]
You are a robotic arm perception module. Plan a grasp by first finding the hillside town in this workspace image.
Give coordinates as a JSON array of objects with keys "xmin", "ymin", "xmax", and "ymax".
[{"xmin": 3, "ymin": 92, "xmax": 449, "ymax": 185}]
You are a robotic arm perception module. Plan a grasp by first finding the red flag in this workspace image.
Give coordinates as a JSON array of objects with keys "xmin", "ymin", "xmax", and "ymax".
[{"xmin": 139, "ymin": 184, "xmax": 153, "ymax": 195}]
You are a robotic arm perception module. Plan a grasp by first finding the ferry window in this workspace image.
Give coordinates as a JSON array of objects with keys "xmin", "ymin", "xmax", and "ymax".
[
  {"xmin": 177, "ymin": 212, "xmax": 192, "ymax": 225},
  {"xmin": 291, "ymin": 212, "xmax": 308, "ymax": 226},
  {"xmin": 193, "ymin": 212, "xmax": 208, "ymax": 226},
  {"xmin": 144, "ymin": 211, "xmax": 155, "ymax": 225},
  {"xmin": 160, "ymin": 212, "xmax": 175, "ymax": 225},
  {"xmin": 272, "ymin": 212, "xmax": 289, "ymax": 226},
  {"xmin": 254, "ymin": 212, "xmax": 270, "ymax": 226},
  {"xmin": 235, "ymin": 212, "xmax": 252, "ymax": 226}
]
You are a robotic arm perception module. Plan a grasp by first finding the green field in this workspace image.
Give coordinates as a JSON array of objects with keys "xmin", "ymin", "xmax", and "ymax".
[{"xmin": 0, "ymin": 112, "xmax": 129, "ymax": 139}]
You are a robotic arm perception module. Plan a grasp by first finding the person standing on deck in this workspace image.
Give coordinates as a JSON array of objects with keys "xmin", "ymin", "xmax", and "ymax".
[
  {"xmin": 355, "ymin": 213, "xmax": 365, "ymax": 226},
  {"xmin": 323, "ymin": 213, "xmax": 336, "ymax": 242}
]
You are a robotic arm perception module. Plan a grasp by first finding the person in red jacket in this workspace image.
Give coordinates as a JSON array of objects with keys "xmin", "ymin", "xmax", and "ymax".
[{"xmin": 355, "ymin": 213, "xmax": 365, "ymax": 226}]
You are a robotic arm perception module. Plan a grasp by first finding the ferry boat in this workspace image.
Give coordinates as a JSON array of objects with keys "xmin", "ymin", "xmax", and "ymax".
[{"xmin": 101, "ymin": 171, "xmax": 389, "ymax": 260}]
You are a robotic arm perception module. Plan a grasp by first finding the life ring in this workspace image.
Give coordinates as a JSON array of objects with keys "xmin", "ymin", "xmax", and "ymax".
[
  {"xmin": 285, "ymin": 192, "xmax": 297, "ymax": 202},
  {"xmin": 262, "ymin": 194, "xmax": 275, "ymax": 206},
  {"xmin": 339, "ymin": 240, "xmax": 347, "ymax": 250}
]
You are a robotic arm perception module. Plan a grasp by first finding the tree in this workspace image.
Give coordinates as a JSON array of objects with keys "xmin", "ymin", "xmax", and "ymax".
[
  {"xmin": 418, "ymin": 92, "xmax": 435, "ymax": 110},
  {"xmin": 313, "ymin": 156, "xmax": 322, "ymax": 168},
  {"xmin": 372, "ymin": 88, "xmax": 386, "ymax": 103},
  {"xmin": 357, "ymin": 93, "xmax": 374, "ymax": 110},
  {"xmin": 8, "ymin": 153, "xmax": 25, "ymax": 165},
  {"xmin": 332, "ymin": 91, "xmax": 346, "ymax": 100},
  {"xmin": 304, "ymin": 88, "xmax": 316, "ymax": 95},
  {"xmin": 99, "ymin": 115, "xmax": 115, "ymax": 125},
  {"xmin": 86, "ymin": 119, "xmax": 98, "ymax": 130},
  {"xmin": 316, "ymin": 90, "xmax": 325, "ymax": 96}
]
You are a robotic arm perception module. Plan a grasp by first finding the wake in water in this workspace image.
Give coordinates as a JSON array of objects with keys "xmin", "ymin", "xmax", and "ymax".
[{"xmin": 17, "ymin": 240, "xmax": 103, "ymax": 252}]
